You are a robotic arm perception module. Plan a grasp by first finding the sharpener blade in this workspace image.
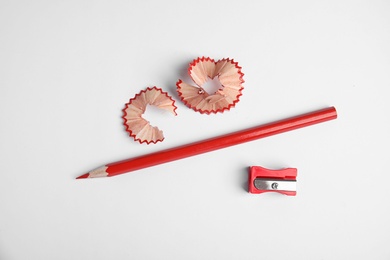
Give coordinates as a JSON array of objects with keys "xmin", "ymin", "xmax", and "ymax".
[{"xmin": 253, "ymin": 179, "xmax": 296, "ymax": 192}]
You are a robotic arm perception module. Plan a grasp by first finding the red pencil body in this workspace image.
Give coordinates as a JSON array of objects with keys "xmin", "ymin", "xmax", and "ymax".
[
  {"xmin": 77, "ymin": 107, "xmax": 336, "ymax": 178},
  {"xmin": 81, "ymin": 106, "xmax": 336, "ymax": 178}
]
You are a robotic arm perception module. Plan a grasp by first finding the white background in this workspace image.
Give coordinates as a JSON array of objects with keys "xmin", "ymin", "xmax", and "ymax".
[{"xmin": 1, "ymin": 0, "xmax": 389, "ymax": 259}]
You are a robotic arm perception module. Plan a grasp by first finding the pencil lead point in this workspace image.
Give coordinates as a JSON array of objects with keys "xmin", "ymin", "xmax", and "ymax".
[{"xmin": 76, "ymin": 173, "xmax": 89, "ymax": 179}]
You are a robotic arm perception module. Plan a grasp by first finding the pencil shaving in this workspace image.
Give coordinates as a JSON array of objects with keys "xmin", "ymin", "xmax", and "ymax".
[
  {"xmin": 122, "ymin": 87, "xmax": 177, "ymax": 144},
  {"xmin": 176, "ymin": 57, "xmax": 244, "ymax": 114}
]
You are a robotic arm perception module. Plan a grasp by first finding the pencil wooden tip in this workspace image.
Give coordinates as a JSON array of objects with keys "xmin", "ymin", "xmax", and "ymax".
[{"xmin": 76, "ymin": 173, "xmax": 90, "ymax": 179}]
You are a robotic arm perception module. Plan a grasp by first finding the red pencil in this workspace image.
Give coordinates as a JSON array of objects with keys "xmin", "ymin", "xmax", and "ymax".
[{"xmin": 76, "ymin": 107, "xmax": 337, "ymax": 179}]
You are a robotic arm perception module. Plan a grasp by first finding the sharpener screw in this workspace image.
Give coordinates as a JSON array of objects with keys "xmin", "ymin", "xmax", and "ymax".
[{"xmin": 271, "ymin": 182, "xmax": 278, "ymax": 190}]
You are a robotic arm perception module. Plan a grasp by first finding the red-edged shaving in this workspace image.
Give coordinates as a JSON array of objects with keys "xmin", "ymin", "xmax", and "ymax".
[
  {"xmin": 176, "ymin": 57, "xmax": 244, "ymax": 114},
  {"xmin": 122, "ymin": 87, "xmax": 177, "ymax": 144}
]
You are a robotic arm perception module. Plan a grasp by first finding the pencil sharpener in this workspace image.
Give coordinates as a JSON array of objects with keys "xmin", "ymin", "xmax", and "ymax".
[{"xmin": 249, "ymin": 166, "xmax": 297, "ymax": 196}]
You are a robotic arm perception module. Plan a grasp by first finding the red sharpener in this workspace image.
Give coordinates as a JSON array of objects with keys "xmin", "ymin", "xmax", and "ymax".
[{"xmin": 249, "ymin": 166, "xmax": 297, "ymax": 196}]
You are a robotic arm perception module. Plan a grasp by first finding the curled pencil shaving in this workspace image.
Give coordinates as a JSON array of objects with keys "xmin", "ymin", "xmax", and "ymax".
[
  {"xmin": 122, "ymin": 87, "xmax": 177, "ymax": 144},
  {"xmin": 177, "ymin": 57, "xmax": 244, "ymax": 114}
]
